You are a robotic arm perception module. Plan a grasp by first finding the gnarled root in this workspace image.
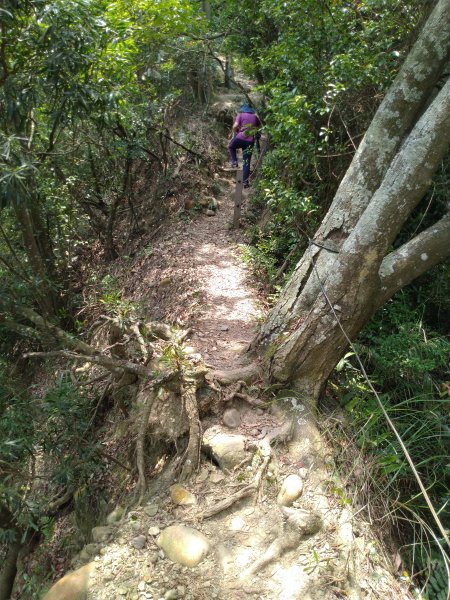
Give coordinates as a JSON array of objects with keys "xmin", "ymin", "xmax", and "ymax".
[
  {"xmin": 202, "ymin": 439, "xmax": 272, "ymax": 519},
  {"xmin": 134, "ymin": 387, "xmax": 157, "ymax": 504},
  {"xmin": 179, "ymin": 375, "xmax": 201, "ymax": 481},
  {"xmin": 210, "ymin": 362, "xmax": 260, "ymax": 385},
  {"xmin": 241, "ymin": 507, "xmax": 322, "ymax": 578}
]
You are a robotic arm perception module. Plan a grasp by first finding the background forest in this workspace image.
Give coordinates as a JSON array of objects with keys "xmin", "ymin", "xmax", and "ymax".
[{"xmin": 0, "ymin": 0, "xmax": 449, "ymax": 598}]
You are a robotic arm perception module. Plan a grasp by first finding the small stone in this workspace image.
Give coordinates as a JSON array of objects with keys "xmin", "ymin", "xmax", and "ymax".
[
  {"xmin": 164, "ymin": 590, "xmax": 178, "ymax": 600},
  {"xmin": 106, "ymin": 506, "xmax": 125, "ymax": 525},
  {"xmin": 220, "ymin": 325, "xmax": 229, "ymax": 331},
  {"xmin": 91, "ymin": 526, "xmax": 114, "ymax": 543},
  {"xmin": 209, "ymin": 471, "xmax": 225, "ymax": 484},
  {"xmin": 132, "ymin": 521, "xmax": 143, "ymax": 532},
  {"xmin": 222, "ymin": 408, "xmax": 241, "ymax": 429},
  {"xmin": 228, "ymin": 516, "xmax": 247, "ymax": 531},
  {"xmin": 177, "ymin": 586, "xmax": 186, "ymax": 596},
  {"xmin": 144, "ymin": 505, "xmax": 159, "ymax": 517},
  {"xmin": 196, "ymin": 468, "xmax": 209, "ymax": 482},
  {"xmin": 118, "ymin": 587, "xmax": 128, "ymax": 596},
  {"xmin": 277, "ymin": 474, "xmax": 304, "ymax": 506},
  {"xmin": 298, "ymin": 467, "xmax": 308, "ymax": 479},
  {"xmin": 148, "ymin": 526, "xmax": 160, "ymax": 536},
  {"xmin": 138, "ymin": 582, "xmax": 146, "ymax": 592},
  {"xmin": 170, "ymin": 484, "xmax": 197, "ymax": 506},
  {"xmin": 157, "ymin": 524, "xmax": 210, "ymax": 567},
  {"xmin": 160, "ymin": 277, "xmax": 172, "ymax": 287},
  {"xmin": 205, "ymin": 209, "xmax": 215, "ymax": 216},
  {"xmin": 203, "ymin": 428, "xmax": 248, "ymax": 470},
  {"xmin": 130, "ymin": 535, "xmax": 147, "ymax": 550}
]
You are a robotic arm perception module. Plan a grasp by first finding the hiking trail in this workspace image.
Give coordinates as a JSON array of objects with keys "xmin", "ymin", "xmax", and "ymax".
[{"xmin": 40, "ymin": 97, "xmax": 411, "ymax": 600}]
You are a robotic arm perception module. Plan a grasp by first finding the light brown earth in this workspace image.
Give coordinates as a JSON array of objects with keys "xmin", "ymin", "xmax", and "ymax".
[{"xmin": 120, "ymin": 172, "xmax": 261, "ymax": 371}]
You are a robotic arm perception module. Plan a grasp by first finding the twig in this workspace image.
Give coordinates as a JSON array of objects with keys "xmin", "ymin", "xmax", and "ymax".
[{"xmin": 202, "ymin": 483, "xmax": 256, "ymax": 518}]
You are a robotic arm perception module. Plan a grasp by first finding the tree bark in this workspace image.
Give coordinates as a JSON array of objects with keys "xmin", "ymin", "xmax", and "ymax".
[
  {"xmin": 0, "ymin": 539, "xmax": 21, "ymax": 600},
  {"xmin": 12, "ymin": 200, "xmax": 60, "ymax": 318},
  {"xmin": 253, "ymin": 0, "xmax": 450, "ymax": 349},
  {"xmin": 249, "ymin": 5, "xmax": 450, "ymax": 403}
]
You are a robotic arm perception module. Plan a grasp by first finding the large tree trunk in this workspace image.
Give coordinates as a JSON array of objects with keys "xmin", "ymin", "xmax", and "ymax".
[
  {"xmin": 253, "ymin": 0, "xmax": 450, "ymax": 352},
  {"xmin": 251, "ymin": 0, "xmax": 450, "ymax": 403}
]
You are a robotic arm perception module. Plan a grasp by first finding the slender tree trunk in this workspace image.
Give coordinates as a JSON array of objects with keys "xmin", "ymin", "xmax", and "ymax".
[
  {"xmin": 0, "ymin": 540, "xmax": 21, "ymax": 600},
  {"xmin": 224, "ymin": 55, "xmax": 232, "ymax": 88},
  {"xmin": 12, "ymin": 199, "xmax": 60, "ymax": 317}
]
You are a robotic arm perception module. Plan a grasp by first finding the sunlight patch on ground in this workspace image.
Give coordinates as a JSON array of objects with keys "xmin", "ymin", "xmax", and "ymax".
[{"xmin": 271, "ymin": 564, "xmax": 309, "ymax": 600}]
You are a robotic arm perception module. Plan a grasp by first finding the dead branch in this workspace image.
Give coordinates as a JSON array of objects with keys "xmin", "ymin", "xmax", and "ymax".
[{"xmin": 202, "ymin": 483, "xmax": 256, "ymax": 519}]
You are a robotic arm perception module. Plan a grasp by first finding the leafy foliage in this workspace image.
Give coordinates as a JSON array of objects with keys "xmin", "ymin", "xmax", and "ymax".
[
  {"xmin": 0, "ymin": 365, "xmax": 101, "ymax": 543},
  {"xmin": 331, "ymin": 290, "xmax": 450, "ymax": 597}
]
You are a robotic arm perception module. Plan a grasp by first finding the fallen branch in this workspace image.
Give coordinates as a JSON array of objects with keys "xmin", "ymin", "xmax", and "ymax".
[{"xmin": 202, "ymin": 483, "xmax": 256, "ymax": 519}]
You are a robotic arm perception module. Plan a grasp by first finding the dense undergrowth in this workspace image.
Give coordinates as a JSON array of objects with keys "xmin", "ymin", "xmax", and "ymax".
[{"xmin": 0, "ymin": 0, "xmax": 449, "ymax": 598}]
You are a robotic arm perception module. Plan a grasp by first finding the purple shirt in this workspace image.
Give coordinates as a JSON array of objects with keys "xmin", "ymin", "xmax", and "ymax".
[{"xmin": 234, "ymin": 113, "xmax": 260, "ymax": 142}]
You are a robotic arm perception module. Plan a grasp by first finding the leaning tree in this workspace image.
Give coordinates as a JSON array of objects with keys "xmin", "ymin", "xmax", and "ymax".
[{"xmin": 231, "ymin": 0, "xmax": 450, "ymax": 403}]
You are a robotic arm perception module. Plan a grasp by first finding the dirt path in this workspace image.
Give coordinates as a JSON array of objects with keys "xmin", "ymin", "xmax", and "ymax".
[
  {"xmin": 41, "ymin": 141, "xmax": 411, "ymax": 600},
  {"xmin": 125, "ymin": 173, "xmax": 261, "ymax": 370}
]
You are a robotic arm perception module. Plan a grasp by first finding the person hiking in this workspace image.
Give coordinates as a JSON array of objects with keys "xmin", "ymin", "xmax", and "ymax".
[{"xmin": 228, "ymin": 104, "xmax": 261, "ymax": 188}]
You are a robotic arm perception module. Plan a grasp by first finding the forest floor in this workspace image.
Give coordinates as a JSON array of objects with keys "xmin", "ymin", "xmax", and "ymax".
[
  {"xmin": 121, "ymin": 171, "xmax": 262, "ymax": 371},
  {"xmin": 37, "ymin": 95, "xmax": 413, "ymax": 600}
]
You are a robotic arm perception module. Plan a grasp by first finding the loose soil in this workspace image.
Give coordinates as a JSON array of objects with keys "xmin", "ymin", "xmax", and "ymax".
[{"xmin": 121, "ymin": 173, "xmax": 261, "ymax": 370}]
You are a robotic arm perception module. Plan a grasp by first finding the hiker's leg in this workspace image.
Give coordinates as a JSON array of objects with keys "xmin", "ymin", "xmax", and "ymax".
[
  {"xmin": 242, "ymin": 142, "xmax": 254, "ymax": 185},
  {"xmin": 228, "ymin": 137, "xmax": 239, "ymax": 167}
]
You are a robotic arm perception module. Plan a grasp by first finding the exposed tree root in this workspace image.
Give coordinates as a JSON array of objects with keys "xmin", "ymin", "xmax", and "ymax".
[
  {"xmin": 202, "ymin": 483, "xmax": 256, "ymax": 519},
  {"xmin": 241, "ymin": 506, "xmax": 322, "ymax": 578},
  {"xmin": 203, "ymin": 439, "xmax": 272, "ymax": 518},
  {"xmin": 179, "ymin": 375, "xmax": 201, "ymax": 481},
  {"xmin": 135, "ymin": 387, "xmax": 157, "ymax": 505},
  {"xmin": 210, "ymin": 362, "xmax": 260, "ymax": 385}
]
